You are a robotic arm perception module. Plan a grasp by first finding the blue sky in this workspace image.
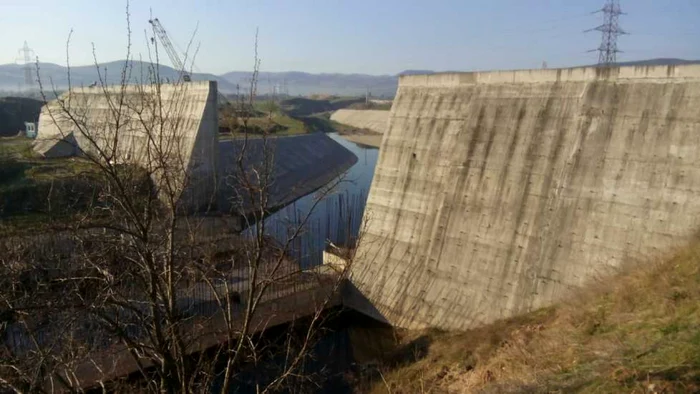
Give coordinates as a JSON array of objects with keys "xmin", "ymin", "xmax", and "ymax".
[{"xmin": 1, "ymin": 0, "xmax": 698, "ymax": 75}]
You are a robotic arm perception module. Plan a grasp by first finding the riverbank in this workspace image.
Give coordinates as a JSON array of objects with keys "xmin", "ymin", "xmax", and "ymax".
[
  {"xmin": 329, "ymin": 109, "xmax": 389, "ymax": 148},
  {"xmin": 337, "ymin": 130, "xmax": 383, "ymax": 148}
]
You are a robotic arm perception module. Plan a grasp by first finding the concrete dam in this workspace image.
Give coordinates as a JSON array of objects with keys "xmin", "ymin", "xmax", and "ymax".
[
  {"xmin": 32, "ymin": 81, "xmax": 358, "ymax": 217},
  {"xmin": 34, "ymin": 81, "xmax": 219, "ymax": 211},
  {"xmin": 348, "ymin": 64, "xmax": 700, "ymax": 330}
]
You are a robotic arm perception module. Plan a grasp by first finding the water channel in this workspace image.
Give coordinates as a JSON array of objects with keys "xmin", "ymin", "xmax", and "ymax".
[{"xmin": 249, "ymin": 132, "xmax": 379, "ymax": 268}]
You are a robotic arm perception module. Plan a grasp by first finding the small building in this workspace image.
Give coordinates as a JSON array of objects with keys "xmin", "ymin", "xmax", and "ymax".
[{"xmin": 24, "ymin": 122, "xmax": 36, "ymax": 138}]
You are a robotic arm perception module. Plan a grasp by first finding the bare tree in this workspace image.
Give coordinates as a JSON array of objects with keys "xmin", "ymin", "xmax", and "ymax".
[{"xmin": 1, "ymin": 4, "xmax": 358, "ymax": 393}]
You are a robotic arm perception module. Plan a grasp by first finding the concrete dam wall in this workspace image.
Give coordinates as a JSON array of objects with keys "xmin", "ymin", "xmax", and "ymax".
[
  {"xmin": 331, "ymin": 109, "xmax": 390, "ymax": 134},
  {"xmin": 34, "ymin": 81, "xmax": 219, "ymax": 211},
  {"xmin": 348, "ymin": 65, "xmax": 700, "ymax": 330}
]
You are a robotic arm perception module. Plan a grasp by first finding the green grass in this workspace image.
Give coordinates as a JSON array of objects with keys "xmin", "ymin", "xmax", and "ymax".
[
  {"xmin": 0, "ymin": 136, "xmax": 33, "ymax": 160},
  {"xmin": 220, "ymin": 100, "xmax": 309, "ymax": 139},
  {"xmin": 270, "ymin": 113, "xmax": 306, "ymax": 134},
  {"xmin": 218, "ymin": 114, "xmax": 307, "ymax": 140},
  {"xmin": 0, "ymin": 137, "xmax": 95, "ymax": 188},
  {"xmin": 0, "ymin": 137, "xmax": 102, "ymax": 234},
  {"xmin": 221, "ymin": 97, "xmax": 370, "ymax": 139},
  {"xmin": 366, "ymin": 243, "xmax": 700, "ymax": 393}
]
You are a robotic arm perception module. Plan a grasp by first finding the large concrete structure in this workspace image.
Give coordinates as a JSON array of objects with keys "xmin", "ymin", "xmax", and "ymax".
[
  {"xmin": 34, "ymin": 81, "xmax": 219, "ymax": 211},
  {"xmin": 331, "ymin": 109, "xmax": 390, "ymax": 134},
  {"xmin": 348, "ymin": 65, "xmax": 700, "ymax": 330}
]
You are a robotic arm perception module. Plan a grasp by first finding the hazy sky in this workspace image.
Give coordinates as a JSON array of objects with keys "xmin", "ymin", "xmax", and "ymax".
[{"xmin": 1, "ymin": 0, "xmax": 698, "ymax": 75}]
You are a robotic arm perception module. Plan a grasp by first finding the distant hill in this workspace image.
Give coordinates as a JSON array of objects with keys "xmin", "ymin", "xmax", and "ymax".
[
  {"xmin": 579, "ymin": 58, "xmax": 700, "ymax": 68},
  {"xmin": 218, "ymin": 58, "xmax": 700, "ymax": 97},
  {"xmin": 220, "ymin": 71, "xmax": 398, "ymax": 97},
  {"xmin": 611, "ymin": 58, "xmax": 700, "ymax": 67},
  {"xmin": 397, "ymin": 70, "xmax": 436, "ymax": 76},
  {"xmin": 278, "ymin": 96, "xmax": 364, "ymax": 117},
  {"xmin": 1, "ymin": 58, "xmax": 697, "ymax": 98},
  {"xmin": 0, "ymin": 61, "xmax": 237, "ymax": 93}
]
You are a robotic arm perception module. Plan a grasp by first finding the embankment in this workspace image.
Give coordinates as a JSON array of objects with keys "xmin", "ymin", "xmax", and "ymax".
[
  {"xmin": 348, "ymin": 65, "xmax": 700, "ymax": 330},
  {"xmin": 331, "ymin": 109, "xmax": 390, "ymax": 134},
  {"xmin": 218, "ymin": 133, "xmax": 358, "ymax": 214},
  {"xmin": 331, "ymin": 109, "xmax": 389, "ymax": 148}
]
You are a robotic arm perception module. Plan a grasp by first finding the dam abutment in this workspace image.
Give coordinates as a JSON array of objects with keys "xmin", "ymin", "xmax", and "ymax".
[{"xmin": 348, "ymin": 64, "xmax": 700, "ymax": 330}]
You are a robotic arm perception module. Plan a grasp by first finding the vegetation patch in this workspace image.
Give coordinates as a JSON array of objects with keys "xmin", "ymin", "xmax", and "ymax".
[
  {"xmin": 0, "ymin": 137, "xmax": 142, "ymax": 235},
  {"xmin": 218, "ymin": 96, "xmax": 370, "ymax": 138},
  {"xmin": 219, "ymin": 101, "xmax": 307, "ymax": 138},
  {"xmin": 359, "ymin": 243, "xmax": 700, "ymax": 393}
]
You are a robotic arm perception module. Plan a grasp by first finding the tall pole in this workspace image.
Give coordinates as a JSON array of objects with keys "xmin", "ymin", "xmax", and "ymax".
[
  {"xmin": 17, "ymin": 41, "xmax": 35, "ymax": 90},
  {"xmin": 586, "ymin": 0, "xmax": 627, "ymax": 66}
]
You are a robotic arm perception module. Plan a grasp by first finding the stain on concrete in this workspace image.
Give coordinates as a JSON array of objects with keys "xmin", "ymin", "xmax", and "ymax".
[{"xmin": 348, "ymin": 65, "xmax": 700, "ymax": 330}]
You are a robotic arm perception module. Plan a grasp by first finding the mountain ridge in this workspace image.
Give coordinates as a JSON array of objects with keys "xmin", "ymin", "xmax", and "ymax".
[
  {"xmin": 1, "ymin": 58, "xmax": 697, "ymax": 97},
  {"xmin": 0, "ymin": 61, "xmax": 238, "ymax": 93}
]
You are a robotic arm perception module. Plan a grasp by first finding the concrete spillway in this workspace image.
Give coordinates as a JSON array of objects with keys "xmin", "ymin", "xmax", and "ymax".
[{"xmin": 348, "ymin": 65, "xmax": 700, "ymax": 330}]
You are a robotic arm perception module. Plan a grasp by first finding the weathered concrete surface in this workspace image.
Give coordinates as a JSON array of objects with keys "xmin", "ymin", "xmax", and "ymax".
[
  {"xmin": 218, "ymin": 133, "xmax": 358, "ymax": 215},
  {"xmin": 348, "ymin": 64, "xmax": 700, "ymax": 330},
  {"xmin": 331, "ymin": 109, "xmax": 390, "ymax": 134},
  {"xmin": 34, "ymin": 81, "xmax": 219, "ymax": 211}
]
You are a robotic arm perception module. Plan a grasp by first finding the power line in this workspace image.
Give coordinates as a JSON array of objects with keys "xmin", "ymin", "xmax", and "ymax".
[
  {"xmin": 586, "ymin": 0, "xmax": 628, "ymax": 65},
  {"xmin": 16, "ymin": 41, "xmax": 35, "ymax": 89}
]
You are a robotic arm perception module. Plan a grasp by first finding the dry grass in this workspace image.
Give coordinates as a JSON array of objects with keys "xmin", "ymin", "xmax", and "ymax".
[{"xmin": 366, "ymin": 242, "xmax": 700, "ymax": 393}]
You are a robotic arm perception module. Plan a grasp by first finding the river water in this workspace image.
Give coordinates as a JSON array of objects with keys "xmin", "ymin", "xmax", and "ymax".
[{"xmin": 251, "ymin": 132, "xmax": 378, "ymax": 268}]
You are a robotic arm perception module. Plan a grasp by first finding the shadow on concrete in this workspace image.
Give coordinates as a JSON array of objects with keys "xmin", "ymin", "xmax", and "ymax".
[{"xmin": 340, "ymin": 280, "xmax": 391, "ymax": 327}]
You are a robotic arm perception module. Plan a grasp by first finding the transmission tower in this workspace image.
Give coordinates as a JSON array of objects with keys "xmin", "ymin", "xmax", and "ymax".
[
  {"xmin": 16, "ymin": 41, "xmax": 36, "ymax": 89},
  {"xmin": 586, "ymin": 0, "xmax": 627, "ymax": 65}
]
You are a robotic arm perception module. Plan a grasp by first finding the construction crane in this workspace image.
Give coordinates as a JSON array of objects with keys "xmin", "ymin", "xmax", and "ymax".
[{"xmin": 148, "ymin": 18, "xmax": 191, "ymax": 82}]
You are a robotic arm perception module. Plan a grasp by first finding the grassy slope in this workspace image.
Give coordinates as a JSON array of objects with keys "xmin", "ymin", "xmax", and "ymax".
[
  {"xmin": 220, "ymin": 101, "xmax": 320, "ymax": 139},
  {"xmin": 0, "ymin": 137, "xmax": 99, "ymax": 235},
  {"xmin": 0, "ymin": 137, "xmax": 95, "ymax": 185},
  {"xmin": 221, "ymin": 114, "xmax": 307, "ymax": 139},
  {"xmin": 221, "ymin": 97, "xmax": 367, "ymax": 139},
  {"xmin": 369, "ymin": 243, "xmax": 700, "ymax": 393}
]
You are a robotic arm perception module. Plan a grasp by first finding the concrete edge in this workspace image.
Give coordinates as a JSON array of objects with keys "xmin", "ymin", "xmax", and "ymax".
[{"xmin": 399, "ymin": 64, "xmax": 700, "ymax": 87}]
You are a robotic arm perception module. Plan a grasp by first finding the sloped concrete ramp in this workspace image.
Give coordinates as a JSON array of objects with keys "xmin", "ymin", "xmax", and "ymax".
[
  {"xmin": 348, "ymin": 65, "xmax": 700, "ymax": 330},
  {"xmin": 218, "ymin": 133, "xmax": 358, "ymax": 215}
]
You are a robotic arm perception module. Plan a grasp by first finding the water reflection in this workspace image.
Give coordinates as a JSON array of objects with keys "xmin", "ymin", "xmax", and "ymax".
[{"xmin": 246, "ymin": 133, "xmax": 379, "ymax": 268}]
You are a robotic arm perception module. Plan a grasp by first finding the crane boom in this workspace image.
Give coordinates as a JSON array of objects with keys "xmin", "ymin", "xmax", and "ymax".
[{"xmin": 149, "ymin": 18, "xmax": 191, "ymax": 82}]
